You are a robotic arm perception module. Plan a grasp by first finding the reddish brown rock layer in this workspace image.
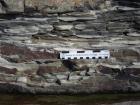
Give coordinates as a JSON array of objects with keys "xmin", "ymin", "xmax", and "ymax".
[{"xmin": 1, "ymin": 43, "xmax": 58, "ymax": 62}]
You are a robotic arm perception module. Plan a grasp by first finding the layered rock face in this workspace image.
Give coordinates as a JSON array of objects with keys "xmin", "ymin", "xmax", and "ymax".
[
  {"xmin": 0, "ymin": 0, "xmax": 140, "ymax": 94},
  {"xmin": 0, "ymin": 0, "xmax": 107, "ymax": 13}
]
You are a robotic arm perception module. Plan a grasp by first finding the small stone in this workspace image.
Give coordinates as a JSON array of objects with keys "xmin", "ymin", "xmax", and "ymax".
[
  {"xmin": 43, "ymin": 73, "xmax": 56, "ymax": 79},
  {"xmin": 75, "ymin": 24, "xmax": 86, "ymax": 30},
  {"xmin": 47, "ymin": 18, "xmax": 59, "ymax": 24},
  {"xmin": 69, "ymin": 75, "xmax": 82, "ymax": 81},
  {"xmin": 86, "ymin": 68, "xmax": 96, "ymax": 76},
  {"xmin": 9, "ymin": 55, "xmax": 20, "ymax": 59},
  {"xmin": 56, "ymin": 74, "xmax": 67, "ymax": 80},
  {"xmin": 58, "ymin": 17, "xmax": 78, "ymax": 22},
  {"xmin": 17, "ymin": 77, "xmax": 28, "ymax": 83},
  {"xmin": 89, "ymin": 68, "xmax": 96, "ymax": 73},
  {"xmin": 82, "ymin": 76, "xmax": 90, "ymax": 80},
  {"xmin": 46, "ymin": 79, "xmax": 57, "ymax": 83},
  {"xmin": 0, "ymin": 57, "xmax": 10, "ymax": 64},
  {"xmin": 59, "ymin": 80, "xmax": 66, "ymax": 84},
  {"xmin": 79, "ymin": 70, "xmax": 86, "ymax": 76},
  {"xmin": 38, "ymin": 24, "xmax": 54, "ymax": 34},
  {"xmin": 60, "ymin": 80, "xmax": 78, "ymax": 85},
  {"xmin": 55, "ymin": 25, "xmax": 73, "ymax": 31}
]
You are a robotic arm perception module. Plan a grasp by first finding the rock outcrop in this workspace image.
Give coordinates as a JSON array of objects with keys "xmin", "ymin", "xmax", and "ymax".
[{"xmin": 0, "ymin": 0, "xmax": 140, "ymax": 94}]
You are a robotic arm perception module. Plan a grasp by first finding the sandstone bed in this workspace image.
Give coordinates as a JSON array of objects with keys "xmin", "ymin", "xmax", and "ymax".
[{"xmin": 0, "ymin": 0, "xmax": 140, "ymax": 94}]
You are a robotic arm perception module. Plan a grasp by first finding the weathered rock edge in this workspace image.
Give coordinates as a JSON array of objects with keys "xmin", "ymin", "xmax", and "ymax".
[{"xmin": 0, "ymin": 83, "xmax": 138, "ymax": 94}]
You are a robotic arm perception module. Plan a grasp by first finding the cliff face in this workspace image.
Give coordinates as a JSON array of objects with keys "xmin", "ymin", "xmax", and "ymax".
[{"xmin": 0, "ymin": 0, "xmax": 140, "ymax": 94}]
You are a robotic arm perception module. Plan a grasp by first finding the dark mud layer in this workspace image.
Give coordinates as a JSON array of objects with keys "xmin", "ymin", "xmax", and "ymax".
[{"xmin": 0, "ymin": 93, "xmax": 140, "ymax": 105}]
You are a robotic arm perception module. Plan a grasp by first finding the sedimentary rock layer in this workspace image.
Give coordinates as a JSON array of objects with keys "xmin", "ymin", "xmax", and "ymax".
[
  {"xmin": 0, "ymin": 0, "xmax": 140, "ymax": 94},
  {"xmin": 0, "ymin": 0, "xmax": 110, "ymax": 13}
]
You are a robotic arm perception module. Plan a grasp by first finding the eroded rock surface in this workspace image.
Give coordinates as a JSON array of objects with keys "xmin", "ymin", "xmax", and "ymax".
[
  {"xmin": 0, "ymin": 0, "xmax": 109, "ymax": 14},
  {"xmin": 0, "ymin": 0, "xmax": 140, "ymax": 94}
]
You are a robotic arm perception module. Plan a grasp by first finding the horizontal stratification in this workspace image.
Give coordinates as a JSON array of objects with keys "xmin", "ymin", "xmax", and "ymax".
[{"xmin": 113, "ymin": 0, "xmax": 140, "ymax": 8}]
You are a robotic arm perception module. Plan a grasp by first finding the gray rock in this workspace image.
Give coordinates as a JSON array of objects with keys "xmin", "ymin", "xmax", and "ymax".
[
  {"xmin": 0, "ymin": 0, "xmax": 140, "ymax": 95},
  {"xmin": 47, "ymin": 18, "xmax": 59, "ymax": 24},
  {"xmin": 9, "ymin": 55, "xmax": 20, "ymax": 59},
  {"xmin": 69, "ymin": 75, "xmax": 82, "ymax": 81},
  {"xmin": 52, "ymin": 71, "xmax": 70, "ymax": 76},
  {"xmin": 82, "ymin": 76, "xmax": 90, "ymax": 80},
  {"xmin": 43, "ymin": 73, "xmax": 56, "ymax": 80},
  {"xmin": 4, "ymin": 75, "xmax": 17, "ymax": 82},
  {"xmin": 0, "ymin": 30, "xmax": 3, "ymax": 35},
  {"xmin": 56, "ymin": 74, "xmax": 67, "ymax": 80},
  {"xmin": 25, "ymin": 0, "xmax": 76, "ymax": 14},
  {"xmin": 0, "ymin": 3, "xmax": 5, "ymax": 13},
  {"xmin": 127, "ymin": 33, "xmax": 140, "ymax": 37},
  {"xmin": 57, "ymin": 17, "xmax": 78, "ymax": 22},
  {"xmin": 40, "ymin": 3, "xmax": 75, "ymax": 13},
  {"xmin": 55, "ymin": 30, "xmax": 75, "ymax": 36},
  {"xmin": 17, "ymin": 77, "xmax": 28, "ymax": 83},
  {"xmin": 19, "ymin": 18, "xmax": 49, "ymax": 21},
  {"xmin": 46, "ymin": 79, "xmax": 57, "ymax": 83},
  {"xmin": 77, "ymin": 16, "xmax": 97, "ymax": 21},
  {"xmin": 76, "ymin": 29, "xmax": 95, "ymax": 34},
  {"xmin": 59, "ymin": 79, "xmax": 79, "ymax": 85},
  {"xmin": 0, "ymin": 0, "xmax": 24, "ymax": 13},
  {"xmin": 89, "ymin": 68, "xmax": 96, "ymax": 73},
  {"xmin": 7, "ymin": 55, "xmax": 20, "ymax": 63},
  {"xmin": 75, "ymin": 24, "xmax": 86, "ymax": 30},
  {"xmin": 4, "ymin": 26, "xmax": 39, "ymax": 36},
  {"xmin": 75, "ymin": 30, "xmax": 102, "ymax": 38},
  {"xmin": 37, "ymin": 24, "xmax": 54, "ymax": 33},
  {"xmin": 134, "ymin": 11, "xmax": 140, "ymax": 15},
  {"xmin": 1, "ymin": 0, "xmax": 104, "ymax": 14},
  {"xmin": 58, "ymin": 16, "xmax": 96, "ymax": 22},
  {"xmin": 1, "ymin": 36, "xmax": 31, "ymax": 41},
  {"xmin": 54, "ymin": 25, "xmax": 73, "ymax": 31},
  {"xmin": 79, "ymin": 70, "xmax": 86, "ymax": 76},
  {"xmin": 58, "ymin": 80, "xmax": 68, "ymax": 84},
  {"xmin": 0, "ymin": 56, "xmax": 10, "ymax": 64},
  {"xmin": 2, "ymin": 20, "xmax": 37, "ymax": 26},
  {"xmin": 86, "ymin": 69, "xmax": 96, "ymax": 76},
  {"xmin": 108, "ymin": 22, "xmax": 130, "ymax": 29},
  {"xmin": 86, "ymin": 22, "xmax": 106, "ymax": 30}
]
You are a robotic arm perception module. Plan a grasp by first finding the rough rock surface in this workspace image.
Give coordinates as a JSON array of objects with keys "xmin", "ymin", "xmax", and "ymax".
[
  {"xmin": 0, "ymin": 0, "xmax": 140, "ymax": 94},
  {"xmin": 0, "ymin": 0, "xmax": 24, "ymax": 13},
  {"xmin": 0, "ymin": 0, "xmax": 108, "ymax": 14}
]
